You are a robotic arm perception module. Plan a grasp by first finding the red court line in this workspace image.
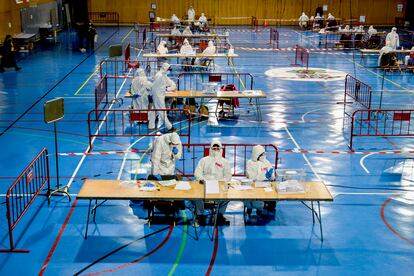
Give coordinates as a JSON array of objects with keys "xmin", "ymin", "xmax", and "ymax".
[
  {"xmin": 85, "ymin": 226, "xmax": 174, "ymax": 275},
  {"xmin": 206, "ymin": 227, "xmax": 219, "ymax": 276},
  {"xmin": 381, "ymin": 196, "xmax": 414, "ymax": 246},
  {"xmin": 39, "ymin": 198, "xmax": 79, "ymax": 275}
]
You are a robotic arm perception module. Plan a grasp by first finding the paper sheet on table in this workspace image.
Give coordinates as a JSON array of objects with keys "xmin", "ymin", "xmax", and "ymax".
[
  {"xmin": 264, "ymin": 187, "xmax": 273, "ymax": 192},
  {"xmin": 159, "ymin": 179, "xmax": 177, "ymax": 187},
  {"xmin": 205, "ymin": 180, "xmax": 220, "ymax": 194},
  {"xmin": 119, "ymin": 180, "xmax": 139, "ymax": 188},
  {"xmin": 175, "ymin": 181, "xmax": 191, "ymax": 190},
  {"xmin": 234, "ymin": 185, "xmax": 253, "ymax": 191},
  {"xmin": 255, "ymin": 181, "xmax": 271, "ymax": 188}
]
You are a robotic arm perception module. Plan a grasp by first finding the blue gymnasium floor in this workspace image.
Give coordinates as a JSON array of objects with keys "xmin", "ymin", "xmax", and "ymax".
[{"xmin": 1, "ymin": 26, "xmax": 414, "ymax": 275}]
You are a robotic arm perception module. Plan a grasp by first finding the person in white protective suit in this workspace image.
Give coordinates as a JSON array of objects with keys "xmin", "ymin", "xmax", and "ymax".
[
  {"xmin": 150, "ymin": 132, "xmax": 182, "ymax": 179},
  {"xmin": 199, "ymin": 13, "xmax": 208, "ymax": 27},
  {"xmin": 131, "ymin": 68, "xmax": 152, "ymax": 110},
  {"xmin": 298, "ymin": 12, "xmax": 309, "ymax": 28},
  {"xmin": 378, "ymin": 40, "xmax": 395, "ymax": 67},
  {"xmin": 180, "ymin": 38, "xmax": 195, "ymax": 70},
  {"xmin": 197, "ymin": 40, "xmax": 216, "ymax": 66},
  {"xmin": 171, "ymin": 26, "xmax": 181, "ymax": 35},
  {"xmin": 368, "ymin": 25, "xmax": 378, "ymax": 38},
  {"xmin": 148, "ymin": 63, "xmax": 177, "ymax": 131},
  {"xmin": 404, "ymin": 46, "xmax": 414, "ymax": 66},
  {"xmin": 171, "ymin": 14, "xmax": 180, "ymax": 25},
  {"xmin": 245, "ymin": 145, "xmax": 275, "ymax": 218},
  {"xmin": 327, "ymin": 13, "xmax": 335, "ymax": 20},
  {"xmin": 182, "ymin": 26, "xmax": 193, "ymax": 35},
  {"xmin": 157, "ymin": 40, "xmax": 168, "ymax": 54},
  {"xmin": 187, "ymin": 6, "xmax": 195, "ymax": 21},
  {"xmin": 386, "ymin": 27, "xmax": 400, "ymax": 50},
  {"xmin": 194, "ymin": 139, "xmax": 231, "ymax": 226}
]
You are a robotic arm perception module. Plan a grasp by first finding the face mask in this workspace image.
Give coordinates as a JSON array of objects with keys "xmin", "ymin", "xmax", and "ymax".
[{"xmin": 211, "ymin": 148, "xmax": 220, "ymax": 157}]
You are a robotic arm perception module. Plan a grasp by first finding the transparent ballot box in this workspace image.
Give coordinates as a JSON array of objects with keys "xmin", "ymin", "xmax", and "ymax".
[
  {"xmin": 202, "ymin": 82, "xmax": 219, "ymax": 94},
  {"xmin": 276, "ymin": 169, "xmax": 306, "ymax": 194}
]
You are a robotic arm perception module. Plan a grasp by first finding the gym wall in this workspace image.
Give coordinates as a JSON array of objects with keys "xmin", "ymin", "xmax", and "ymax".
[{"xmin": 88, "ymin": 0, "xmax": 406, "ymax": 26}]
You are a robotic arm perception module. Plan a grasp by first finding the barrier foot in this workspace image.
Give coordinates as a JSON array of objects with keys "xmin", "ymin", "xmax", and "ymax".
[
  {"xmin": 48, "ymin": 185, "xmax": 71, "ymax": 203},
  {"xmin": 0, "ymin": 248, "xmax": 30, "ymax": 253}
]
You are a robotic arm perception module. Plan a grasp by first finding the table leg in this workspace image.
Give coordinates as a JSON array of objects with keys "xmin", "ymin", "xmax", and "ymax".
[
  {"xmin": 84, "ymin": 200, "xmax": 92, "ymax": 239},
  {"xmin": 317, "ymin": 201, "xmax": 323, "ymax": 242},
  {"xmin": 311, "ymin": 201, "xmax": 315, "ymax": 224},
  {"xmin": 192, "ymin": 207, "xmax": 199, "ymax": 240},
  {"xmin": 210, "ymin": 203, "xmax": 219, "ymax": 241}
]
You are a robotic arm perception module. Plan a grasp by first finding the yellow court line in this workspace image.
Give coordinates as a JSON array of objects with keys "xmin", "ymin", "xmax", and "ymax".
[
  {"xmin": 74, "ymin": 66, "xmax": 101, "ymax": 95},
  {"xmin": 227, "ymin": 54, "xmax": 247, "ymax": 90},
  {"xmin": 122, "ymin": 28, "xmax": 134, "ymax": 43}
]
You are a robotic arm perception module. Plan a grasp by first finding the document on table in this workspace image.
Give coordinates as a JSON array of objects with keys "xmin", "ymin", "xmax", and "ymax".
[
  {"xmin": 175, "ymin": 181, "xmax": 191, "ymax": 190},
  {"xmin": 159, "ymin": 179, "xmax": 177, "ymax": 187},
  {"xmin": 205, "ymin": 180, "xmax": 220, "ymax": 194},
  {"xmin": 255, "ymin": 181, "xmax": 271, "ymax": 188}
]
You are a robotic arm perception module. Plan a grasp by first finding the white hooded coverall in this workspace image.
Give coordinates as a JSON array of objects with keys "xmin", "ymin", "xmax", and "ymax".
[
  {"xmin": 151, "ymin": 132, "xmax": 182, "ymax": 176},
  {"xmin": 131, "ymin": 68, "xmax": 152, "ymax": 110}
]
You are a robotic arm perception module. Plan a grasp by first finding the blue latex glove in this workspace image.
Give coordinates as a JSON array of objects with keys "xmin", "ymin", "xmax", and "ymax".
[
  {"xmin": 172, "ymin": 147, "xmax": 179, "ymax": 155},
  {"xmin": 265, "ymin": 168, "xmax": 274, "ymax": 180},
  {"xmin": 154, "ymin": 174, "xmax": 162, "ymax": 181},
  {"xmin": 132, "ymin": 94, "xmax": 139, "ymax": 99}
]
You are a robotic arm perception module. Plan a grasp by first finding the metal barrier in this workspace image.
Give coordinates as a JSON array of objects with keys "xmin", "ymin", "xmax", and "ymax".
[
  {"xmin": 349, "ymin": 109, "xmax": 414, "ymax": 149},
  {"xmin": 99, "ymin": 59, "xmax": 159, "ymax": 79},
  {"xmin": 0, "ymin": 148, "xmax": 50, "ymax": 253},
  {"xmin": 177, "ymin": 72, "xmax": 254, "ymax": 91},
  {"xmin": 177, "ymin": 143, "xmax": 279, "ymax": 178},
  {"xmin": 294, "ymin": 45, "xmax": 309, "ymax": 72},
  {"xmin": 88, "ymin": 109, "xmax": 192, "ymax": 151},
  {"xmin": 94, "ymin": 76, "xmax": 108, "ymax": 120},
  {"xmin": 88, "ymin": 12, "xmax": 119, "ymax": 29},
  {"xmin": 270, "ymin": 28, "xmax": 279, "ymax": 48},
  {"xmin": 344, "ymin": 74, "xmax": 372, "ymax": 112}
]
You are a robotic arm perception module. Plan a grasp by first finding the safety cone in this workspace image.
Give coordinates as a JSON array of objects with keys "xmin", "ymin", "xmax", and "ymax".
[{"xmin": 264, "ymin": 20, "xmax": 268, "ymax": 27}]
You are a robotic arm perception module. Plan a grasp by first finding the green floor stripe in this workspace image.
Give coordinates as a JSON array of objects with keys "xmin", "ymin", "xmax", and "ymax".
[{"xmin": 168, "ymin": 211, "xmax": 188, "ymax": 276}]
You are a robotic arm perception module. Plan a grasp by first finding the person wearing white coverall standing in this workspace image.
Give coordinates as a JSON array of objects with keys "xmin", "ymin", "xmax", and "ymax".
[
  {"xmin": 150, "ymin": 132, "xmax": 182, "ymax": 180},
  {"xmin": 194, "ymin": 139, "xmax": 231, "ymax": 226},
  {"xmin": 148, "ymin": 63, "xmax": 176, "ymax": 131},
  {"xmin": 386, "ymin": 27, "xmax": 400, "ymax": 50},
  {"xmin": 245, "ymin": 145, "xmax": 275, "ymax": 218},
  {"xmin": 131, "ymin": 68, "xmax": 152, "ymax": 110},
  {"xmin": 187, "ymin": 6, "xmax": 195, "ymax": 21}
]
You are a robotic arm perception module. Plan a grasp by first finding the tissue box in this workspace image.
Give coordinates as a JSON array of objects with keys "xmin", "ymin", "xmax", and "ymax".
[{"xmin": 276, "ymin": 169, "xmax": 306, "ymax": 194}]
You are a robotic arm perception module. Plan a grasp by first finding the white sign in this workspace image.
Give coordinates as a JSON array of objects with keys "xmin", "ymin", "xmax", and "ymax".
[
  {"xmin": 359, "ymin": 15, "xmax": 366, "ymax": 23},
  {"xmin": 323, "ymin": 5, "xmax": 328, "ymax": 11},
  {"xmin": 397, "ymin": 4, "xmax": 403, "ymax": 12}
]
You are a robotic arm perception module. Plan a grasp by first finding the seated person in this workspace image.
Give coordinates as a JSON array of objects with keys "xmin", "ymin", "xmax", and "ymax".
[
  {"xmin": 378, "ymin": 41, "xmax": 396, "ymax": 67},
  {"xmin": 313, "ymin": 13, "xmax": 323, "ymax": 30},
  {"xmin": 182, "ymin": 26, "xmax": 193, "ymax": 35},
  {"xmin": 298, "ymin": 12, "xmax": 309, "ymax": 29},
  {"xmin": 171, "ymin": 14, "xmax": 180, "ymax": 26},
  {"xmin": 199, "ymin": 13, "xmax": 208, "ymax": 27},
  {"xmin": 368, "ymin": 25, "xmax": 378, "ymax": 38},
  {"xmin": 354, "ymin": 25, "xmax": 365, "ymax": 48},
  {"xmin": 197, "ymin": 40, "xmax": 216, "ymax": 66},
  {"xmin": 367, "ymin": 25, "xmax": 381, "ymax": 49},
  {"xmin": 325, "ymin": 13, "xmax": 337, "ymax": 31},
  {"xmin": 180, "ymin": 38, "xmax": 195, "ymax": 70},
  {"xmin": 147, "ymin": 132, "xmax": 183, "ymax": 218},
  {"xmin": 194, "ymin": 139, "xmax": 231, "ymax": 226},
  {"xmin": 157, "ymin": 40, "xmax": 168, "ymax": 64},
  {"xmin": 404, "ymin": 46, "xmax": 414, "ymax": 66},
  {"xmin": 339, "ymin": 25, "xmax": 352, "ymax": 48},
  {"xmin": 171, "ymin": 26, "xmax": 181, "ymax": 35},
  {"xmin": 245, "ymin": 145, "xmax": 275, "ymax": 218}
]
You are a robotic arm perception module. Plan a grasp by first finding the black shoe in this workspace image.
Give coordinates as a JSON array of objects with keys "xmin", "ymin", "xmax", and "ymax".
[
  {"xmin": 246, "ymin": 208, "xmax": 252, "ymax": 216},
  {"xmin": 216, "ymin": 214, "xmax": 230, "ymax": 226},
  {"xmin": 15, "ymin": 67, "xmax": 22, "ymax": 71},
  {"xmin": 196, "ymin": 215, "xmax": 206, "ymax": 226}
]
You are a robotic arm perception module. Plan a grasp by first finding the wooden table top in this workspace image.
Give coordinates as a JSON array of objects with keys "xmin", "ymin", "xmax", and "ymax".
[
  {"xmin": 77, "ymin": 180, "xmax": 333, "ymax": 202},
  {"xmin": 125, "ymin": 90, "xmax": 266, "ymax": 99},
  {"xmin": 143, "ymin": 53, "xmax": 238, "ymax": 58}
]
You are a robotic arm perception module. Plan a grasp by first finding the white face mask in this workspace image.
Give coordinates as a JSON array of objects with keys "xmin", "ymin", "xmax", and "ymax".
[{"xmin": 211, "ymin": 148, "xmax": 221, "ymax": 158}]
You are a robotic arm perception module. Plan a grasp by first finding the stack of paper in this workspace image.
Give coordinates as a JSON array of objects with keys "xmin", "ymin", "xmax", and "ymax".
[
  {"xmin": 159, "ymin": 179, "xmax": 178, "ymax": 187},
  {"xmin": 234, "ymin": 185, "xmax": 253, "ymax": 191},
  {"xmin": 255, "ymin": 181, "xmax": 271, "ymax": 188},
  {"xmin": 175, "ymin": 181, "xmax": 191, "ymax": 190},
  {"xmin": 205, "ymin": 180, "xmax": 220, "ymax": 194},
  {"xmin": 119, "ymin": 180, "xmax": 138, "ymax": 188}
]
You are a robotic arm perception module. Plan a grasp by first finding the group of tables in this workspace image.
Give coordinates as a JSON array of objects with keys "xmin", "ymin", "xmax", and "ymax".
[{"xmin": 78, "ymin": 179, "xmax": 333, "ymax": 240}]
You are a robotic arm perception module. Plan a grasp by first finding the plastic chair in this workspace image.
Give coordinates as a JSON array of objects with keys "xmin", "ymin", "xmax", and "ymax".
[{"xmin": 215, "ymin": 84, "xmax": 240, "ymax": 119}]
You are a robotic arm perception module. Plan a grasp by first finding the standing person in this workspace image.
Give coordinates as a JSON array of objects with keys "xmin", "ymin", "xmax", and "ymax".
[
  {"xmin": 187, "ymin": 6, "xmax": 195, "ymax": 21},
  {"xmin": 245, "ymin": 145, "xmax": 275, "ymax": 218},
  {"xmin": 0, "ymin": 35, "xmax": 21, "ymax": 72},
  {"xmin": 131, "ymin": 68, "xmax": 152, "ymax": 110},
  {"xmin": 148, "ymin": 63, "xmax": 176, "ymax": 132},
  {"xmin": 75, "ymin": 21, "xmax": 87, "ymax": 52},
  {"xmin": 150, "ymin": 132, "xmax": 182, "ymax": 180},
  {"xmin": 386, "ymin": 27, "xmax": 400, "ymax": 50},
  {"xmin": 86, "ymin": 21, "xmax": 97, "ymax": 50},
  {"xmin": 194, "ymin": 139, "xmax": 232, "ymax": 226}
]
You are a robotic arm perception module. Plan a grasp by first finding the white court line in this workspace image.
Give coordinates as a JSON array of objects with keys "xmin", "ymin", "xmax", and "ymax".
[
  {"xmin": 301, "ymin": 108, "xmax": 322, "ymax": 122},
  {"xmin": 333, "ymin": 192, "xmax": 405, "ymax": 199},
  {"xmin": 284, "ymin": 126, "xmax": 322, "ymax": 181},
  {"xmin": 360, "ymin": 153, "xmax": 376, "ymax": 174}
]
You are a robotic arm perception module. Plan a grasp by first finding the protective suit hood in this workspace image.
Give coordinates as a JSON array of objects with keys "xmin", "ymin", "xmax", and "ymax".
[
  {"xmin": 166, "ymin": 132, "xmax": 180, "ymax": 145},
  {"xmin": 209, "ymin": 139, "xmax": 223, "ymax": 157},
  {"xmin": 251, "ymin": 145, "xmax": 266, "ymax": 161}
]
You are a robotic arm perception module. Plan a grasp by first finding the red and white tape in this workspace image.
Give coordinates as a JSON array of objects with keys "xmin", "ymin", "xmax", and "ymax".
[{"xmin": 51, "ymin": 148, "xmax": 414, "ymax": 157}]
